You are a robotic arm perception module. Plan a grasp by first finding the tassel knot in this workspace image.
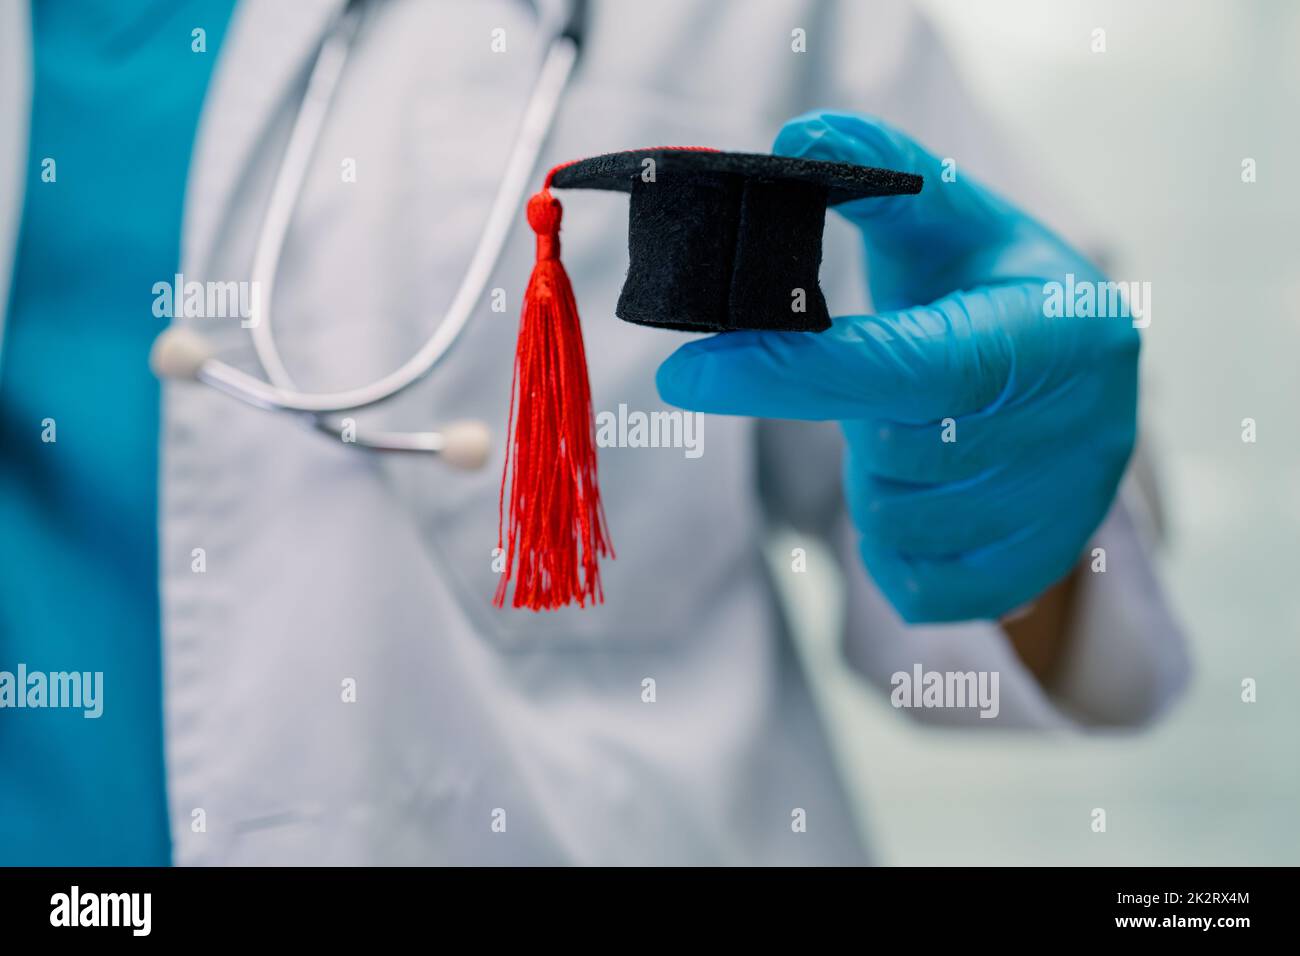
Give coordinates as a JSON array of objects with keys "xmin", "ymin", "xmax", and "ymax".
[{"xmin": 527, "ymin": 190, "xmax": 563, "ymax": 261}]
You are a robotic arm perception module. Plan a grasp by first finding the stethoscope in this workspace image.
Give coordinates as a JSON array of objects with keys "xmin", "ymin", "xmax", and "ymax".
[{"xmin": 149, "ymin": 0, "xmax": 587, "ymax": 469}]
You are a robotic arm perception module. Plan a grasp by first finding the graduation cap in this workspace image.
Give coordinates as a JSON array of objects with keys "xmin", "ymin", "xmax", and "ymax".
[{"xmin": 495, "ymin": 148, "xmax": 923, "ymax": 612}]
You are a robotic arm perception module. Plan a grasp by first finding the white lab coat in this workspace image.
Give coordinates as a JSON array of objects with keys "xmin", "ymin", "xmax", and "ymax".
[{"xmin": 0, "ymin": 0, "xmax": 1188, "ymax": 865}]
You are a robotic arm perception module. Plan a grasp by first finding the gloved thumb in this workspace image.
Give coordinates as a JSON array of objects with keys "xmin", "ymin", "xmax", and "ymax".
[{"xmin": 772, "ymin": 111, "xmax": 1024, "ymax": 265}]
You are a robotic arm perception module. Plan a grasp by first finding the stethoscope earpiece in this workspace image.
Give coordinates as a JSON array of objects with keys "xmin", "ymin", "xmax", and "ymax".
[
  {"xmin": 149, "ymin": 327, "xmax": 216, "ymax": 382},
  {"xmin": 435, "ymin": 420, "xmax": 493, "ymax": 470}
]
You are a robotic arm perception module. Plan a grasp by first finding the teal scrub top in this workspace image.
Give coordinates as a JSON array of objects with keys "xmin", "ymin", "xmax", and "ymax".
[{"xmin": 0, "ymin": 0, "xmax": 236, "ymax": 865}]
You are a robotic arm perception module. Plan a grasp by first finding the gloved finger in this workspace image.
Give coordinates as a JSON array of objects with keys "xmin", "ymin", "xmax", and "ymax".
[
  {"xmin": 844, "ymin": 405, "xmax": 1067, "ymax": 485},
  {"xmin": 844, "ymin": 458, "xmax": 1074, "ymax": 557},
  {"xmin": 858, "ymin": 515, "xmax": 1091, "ymax": 624},
  {"xmin": 772, "ymin": 110, "xmax": 1023, "ymax": 262},
  {"xmin": 657, "ymin": 285, "xmax": 1032, "ymax": 424},
  {"xmin": 846, "ymin": 472, "xmax": 1012, "ymax": 558},
  {"xmin": 847, "ymin": 416, "xmax": 1007, "ymax": 485}
]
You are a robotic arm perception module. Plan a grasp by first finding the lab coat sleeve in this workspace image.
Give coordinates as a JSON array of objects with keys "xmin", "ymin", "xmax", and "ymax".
[
  {"xmin": 757, "ymin": 419, "xmax": 1189, "ymax": 730},
  {"xmin": 832, "ymin": 478, "xmax": 1190, "ymax": 731},
  {"xmin": 1041, "ymin": 446, "xmax": 1192, "ymax": 727}
]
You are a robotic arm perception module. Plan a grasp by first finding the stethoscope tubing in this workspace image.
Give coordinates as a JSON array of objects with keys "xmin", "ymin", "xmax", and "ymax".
[
  {"xmin": 199, "ymin": 31, "xmax": 578, "ymax": 415},
  {"xmin": 152, "ymin": 0, "xmax": 585, "ymax": 466}
]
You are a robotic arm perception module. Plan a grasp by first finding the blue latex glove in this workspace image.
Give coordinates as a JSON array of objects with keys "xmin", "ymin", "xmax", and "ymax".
[{"xmin": 656, "ymin": 112, "xmax": 1139, "ymax": 623}]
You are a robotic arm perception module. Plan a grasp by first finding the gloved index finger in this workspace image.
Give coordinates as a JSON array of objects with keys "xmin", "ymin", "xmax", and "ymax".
[
  {"xmin": 656, "ymin": 292, "xmax": 1016, "ymax": 425},
  {"xmin": 773, "ymin": 111, "xmax": 1025, "ymax": 263}
]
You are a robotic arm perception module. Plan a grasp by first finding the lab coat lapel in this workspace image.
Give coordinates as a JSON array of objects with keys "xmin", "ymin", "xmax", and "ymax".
[
  {"xmin": 182, "ymin": 0, "xmax": 347, "ymax": 279},
  {"xmin": 0, "ymin": 0, "xmax": 32, "ymax": 381}
]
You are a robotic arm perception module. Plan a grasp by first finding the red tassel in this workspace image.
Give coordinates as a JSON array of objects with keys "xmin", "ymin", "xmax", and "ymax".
[{"xmin": 495, "ymin": 181, "xmax": 613, "ymax": 610}]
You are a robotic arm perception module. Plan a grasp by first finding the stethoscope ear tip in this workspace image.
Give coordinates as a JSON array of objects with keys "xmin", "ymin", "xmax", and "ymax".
[
  {"xmin": 151, "ymin": 327, "xmax": 217, "ymax": 381},
  {"xmin": 438, "ymin": 419, "xmax": 493, "ymax": 470}
]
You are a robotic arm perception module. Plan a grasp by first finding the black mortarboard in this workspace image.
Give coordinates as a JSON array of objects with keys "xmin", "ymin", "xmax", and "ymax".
[
  {"xmin": 550, "ymin": 148, "xmax": 923, "ymax": 333},
  {"xmin": 496, "ymin": 148, "xmax": 922, "ymax": 613}
]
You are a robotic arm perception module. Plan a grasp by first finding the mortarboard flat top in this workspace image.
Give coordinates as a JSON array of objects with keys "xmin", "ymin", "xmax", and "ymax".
[
  {"xmin": 547, "ymin": 148, "xmax": 923, "ymax": 334},
  {"xmin": 551, "ymin": 148, "xmax": 923, "ymax": 206}
]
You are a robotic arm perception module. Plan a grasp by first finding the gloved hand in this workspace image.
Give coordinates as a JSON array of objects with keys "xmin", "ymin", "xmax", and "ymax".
[{"xmin": 656, "ymin": 112, "xmax": 1139, "ymax": 623}]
